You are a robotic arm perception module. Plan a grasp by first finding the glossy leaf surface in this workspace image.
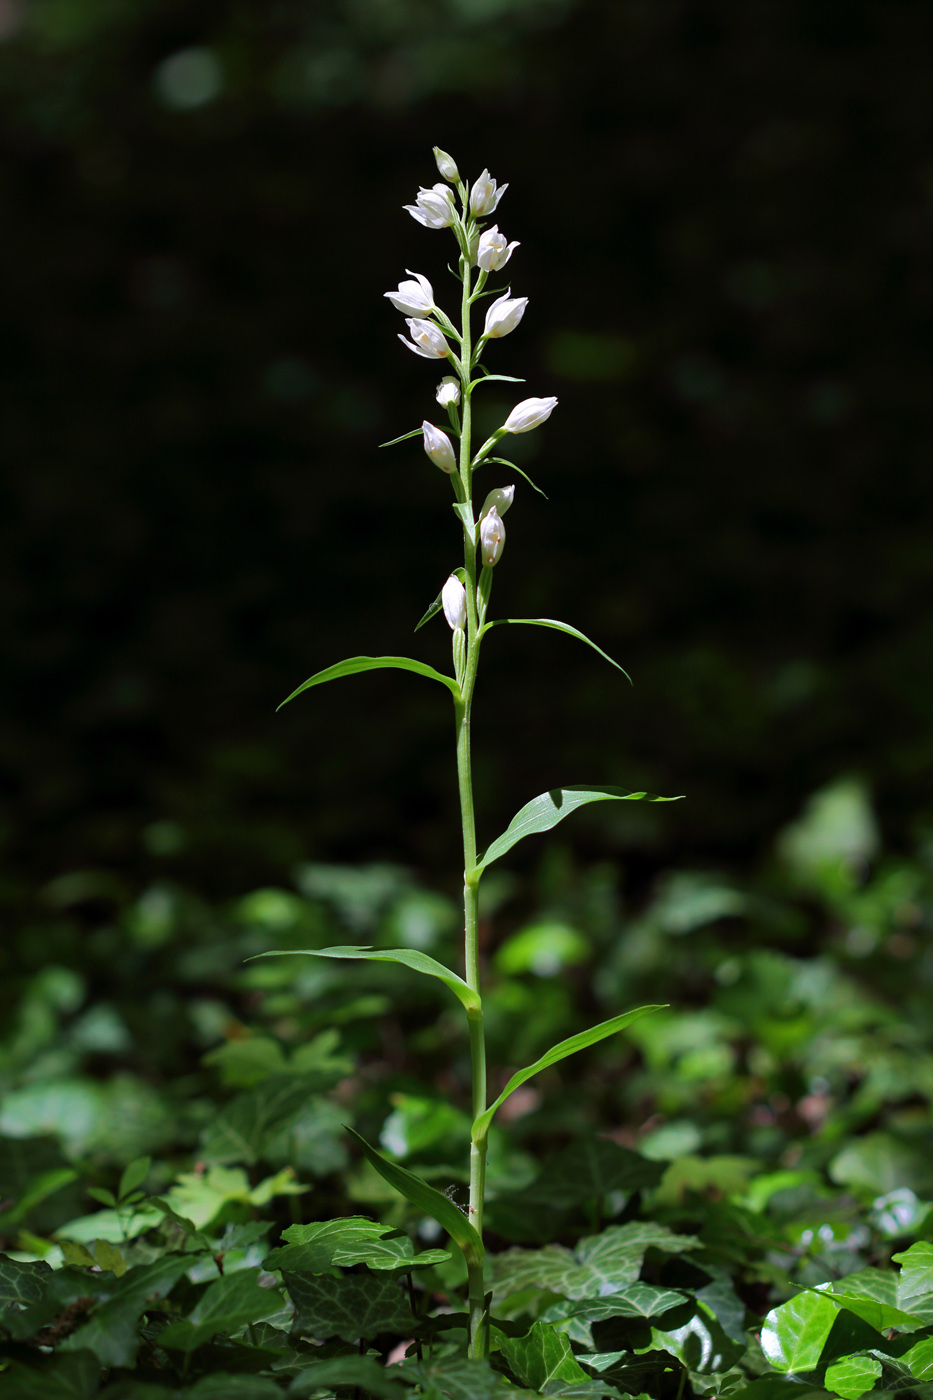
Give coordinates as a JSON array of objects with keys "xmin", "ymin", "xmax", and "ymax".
[
  {"xmin": 499, "ymin": 1320, "xmax": 593, "ymax": 1394},
  {"xmin": 491, "ymin": 1221, "xmax": 700, "ymax": 1304},
  {"xmin": 473, "ymin": 1005, "xmax": 665, "ymax": 1141},
  {"xmin": 760, "ymin": 1289, "xmax": 839, "ymax": 1371},
  {"xmin": 265, "ymin": 1215, "xmax": 450, "ymax": 1274},
  {"xmin": 278, "ymin": 655, "xmax": 459, "ymax": 709},
  {"xmin": 475, "ymin": 786, "xmax": 683, "ymax": 873},
  {"xmin": 251, "ymin": 945, "xmax": 480, "ymax": 1013},
  {"xmin": 823, "ymin": 1353, "xmax": 883, "ymax": 1400}
]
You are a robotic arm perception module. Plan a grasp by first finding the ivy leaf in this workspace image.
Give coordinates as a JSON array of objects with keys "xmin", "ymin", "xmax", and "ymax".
[
  {"xmin": 250, "ymin": 946, "xmax": 481, "ymax": 1014},
  {"xmin": 60, "ymin": 1253, "xmax": 192, "ymax": 1368},
  {"xmin": 491, "ymin": 1222, "xmax": 700, "ymax": 1305},
  {"xmin": 499, "ymin": 1320, "xmax": 595, "ymax": 1394},
  {"xmin": 823, "ymin": 1353, "xmax": 883, "ymax": 1400},
  {"xmin": 347, "ymin": 1127, "xmax": 484, "ymax": 1268},
  {"xmin": 283, "ymin": 1269, "xmax": 414, "ymax": 1342},
  {"xmin": 472, "ymin": 1006, "xmax": 666, "ymax": 1141},
  {"xmin": 288, "ymin": 1355, "xmax": 410, "ymax": 1398},
  {"xmin": 475, "ymin": 786, "xmax": 682, "ymax": 873},
  {"xmin": 760, "ymin": 1289, "xmax": 840, "ymax": 1371},
  {"xmin": 277, "ymin": 655, "xmax": 460, "ymax": 710},
  {"xmin": 645, "ymin": 1300, "xmax": 746, "ymax": 1375},
  {"xmin": 0, "ymin": 1255, "xmax": 51, "ymax": 1307},
  {"xmin": 831, "ymin": 1263, "xmax": 933, "ymax": 1332},
  {"xmin": 893, "ymin": 1241, "xmax": 933, "ymax": 1297},
  {"xmin": 480, "ymin": 618, "xmax": 632, "ymax": 683},
  {"xmin": 0, "ymin": 1350, "xmax": 102, "ymax": 1400},
  {"xmin": 199, "ymin": 1077, "xmax": 320, "ymax": 1166},
  {"xmin": 264, "ymin": 1216, "xmax": 450, "ymax": 1274},
  {"xmin": 403, "ymin": 1356, "xmax": 535, "ymax": 1400},
  {"xmin": 158, "ymin": 1268, "xmax": 284, "ymax": 1352}
]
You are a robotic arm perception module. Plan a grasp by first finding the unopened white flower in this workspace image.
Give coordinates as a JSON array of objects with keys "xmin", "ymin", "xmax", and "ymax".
[
  {"xmin": 480, "ymin": 485, "xmax": 515, "ymax": 519},
  {"xmin": 470, "ymin": 168, "xmax": 507, "ymax": 218},
  {"xmin": 384, "ymin": 271, "xmax": 435, "ymax": 316},
  {"xmin": 483, "ymin": 290, "xmax": 528, "ymax": 340},
  {"xmin": 480, "ymin": 506, "xmax": 506, "ymax": 566},
  {"xmin": 436, "ymin": 376, "xmax": 461, "ymax": 408},
  {"xmin": 400, "ymin": 318, "xmax": 450, "ymax": 360},
  {"xmin": 442, "ymin": 574, "xmax": 467, "ymax": 630},
  {"xmin": 422, "ymin": 420, "xmax": 457, "ymax": 473},
  {"xmin": 433, "ymin": 147, "xmax": 460, "ymax": 183},
  {"xmin": 502, "ymin": 396, "xmax": 558, "ymax": 433},
  {"xmin": 477, "ymin": 226, "xmax": 519, "ymax": 273},
  {"xmin": 404, "ymin": 183, "xmax": 457, "ymax": 229}
]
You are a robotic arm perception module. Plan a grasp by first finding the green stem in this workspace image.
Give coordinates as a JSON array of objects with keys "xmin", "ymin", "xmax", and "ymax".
[{"xmin": 454, "ymin": 237, "xmax": 488, "ymax": 1360}]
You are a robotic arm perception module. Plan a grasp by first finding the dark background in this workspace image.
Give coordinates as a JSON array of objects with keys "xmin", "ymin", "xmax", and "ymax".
[{"xmin": 1, "ymin": 0, "xmax": 930, "ymax": 903}]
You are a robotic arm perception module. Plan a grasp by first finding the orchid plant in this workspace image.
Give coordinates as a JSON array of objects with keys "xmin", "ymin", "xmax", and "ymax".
[{"xmin": 259, "ymin": 149, "xmax": 680, "ymax": 1360}]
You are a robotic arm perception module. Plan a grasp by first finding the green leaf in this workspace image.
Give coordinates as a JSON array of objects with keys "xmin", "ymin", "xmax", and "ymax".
[
  {"xmin": 347, "ymin": 1127, "xmax": 484, "ymax": 1268},
  {"xmin": 86, "ymin": 1185, "xmax": 117, "ymax": 1207},
  {"xmin": 415, "ymin": 567, "xmax": 467, "ymax": 633},
  {"xmin": 480, "ymin": 456, "xmax": 548, "ymax": 498},
  {"xmin": 831, "ymin": 1262, "xmax": 933, "ymax": 1331},
  {"xmin": 117, "ymin": 1155, "xmax": 150, "ymax": 1201},
  {"xmin": 0, "ymin": 1255, "xmax": 52, "ymax": 1307},
  {"xmin": 0, "ymin": 1166, "xmax": 78, "ymax": 1231},
  {"xmin": 491, "ymin": 1222, "xmax": 700, "ymax": 1305},
  {"xmin": 288, "ymin": 1355, "xmax": 409, "ymax": 1398},
  {"xmin": 60, "ymin": 1253, "xmax": 192, "ymax": 1367},
  {"xmin": 475, "ymin": 786, "xmax": 683, "ymax": 873},
  {"xmin": 480, "ymin": 618, "xmax": 632, "ymax": 683},
  {"xmin": 453, "ymin": 501, "xmax": 476, "ymax": 541},
  {"xmin": 536, "ymin": 1139, "xmax": 664, "ymax": 1206},
  {"xmin": 379, "ymin": 427, "xmax": 424, "ymax": 447},
  {"xmin": 187, "ymin": 1377, "xmax": 283, "ymax": 1400},
  {"xmin": 403, "ymin": 1356, "xmax": 532, "ymax": 1400},
  {"xmin": 903, "ymin": 1337, "xmax": 933, "ymax": 1381},
  {"xmin": 760, "ymin": 1289, "xmax": 840, "ymax": 1372},
  {"xmin": 499, "ymin": 1320, "xmax": 593, "ymax": 1394},
  {"xmin": 646, "ymin": 1301, "xmax": 745, "ymax": 1376},
  {"xmin": 824, "ymin": 1353, "xmax": 883, "ymax": 1400},
  {"xmin": 893, "ymin": 1240, "xmax": 933, "ymax": 1296},
  {"xmin": 158, "ymin": 1267, "xmax": 284, "ymax": 1351},
  {"xmin": 470, "ymin": 373, "xmax": 527, "ymax": 387},
  {"xmin": 278, "ymin": 655, "xmax": 460, "ymax": 710},
  {"xmin": 265, "ymin": 1215, "xmax": 450, "ymax": 1274},
  {"xmin": 199, "ymin": 1077, "xmax": 320, "ymax": 1166},
  {"xmin": 250, "ymin": 945, "xmax": 481, "ymax": 1014},
  {"xmin": 283, "ymin": 1269, "xmax": 414, "ymax": 1342},
  {"xmin": 0, "ymin": 1351, "xmax": 101, "ymax": 1400},
  {"xmin": 472, "ymin": 1005, "xmax": 666, "ymax": 1141},
  {"xmin": 563, "ymin": 1285, "xmax": 689, "ymax": 1323}
]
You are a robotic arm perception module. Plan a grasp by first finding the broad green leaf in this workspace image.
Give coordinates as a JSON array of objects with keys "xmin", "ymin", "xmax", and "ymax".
[
  {"xmin": 491, "ymin": 1222, "xmax": 700, "ymax": 1305},
  {"xmin": 416, "ymin": 567, "xmax": 467, "ymax": 632},
  {"xmin": 563, "ymin": 1285, "xmax": 689, "ymax": 1322},
  {"xmin": 187, "ymin": 1376, "xmax": 283, "ymax": 1400},
  {"xmin": 250, "ymin": 945, "xmax": 481, "ymax": 1014},
  {"xmin": 347, "ymin": 1127, "xmax": 484, "ymax": 1267},
  {"xmin": 480, "ymin": 618, "xmax": 632, "ymax": 683},
  {"xmin": 288, "ymin": 1355, "xmax": 409, "ymax": 1398},
  {"xmin": 403, "ymin": 1356, "xmax": 534, "ymax": 1400},
  {"xmin": 265, "ymin": 1215, "xmax": 450, "ymax": 1274},
  {"xmin": 824, "ymin": 1353, "xmax": 883, "ymax": 1400},
  {"xmin": 760, "ymin": 1289, "xmax": 839, "ymax": 1372},
  {"xmin": 832, "ymin": 1263, "xmax": 933, "ymax": 1331},
  {"xmin": 158, "ymin": 1267, "xmax": 284, "ymax": 1351},
  {"xmin": 499, "ymin": 1320, "xmax": 594, "ymax": 1394},
  {"xmin": 0, "ymin": 1255, "xmax": 51, "ymax": 1306},
  {"xmin": 117, "ymin": 1155, "xmax": 150, "ymax": 1201},
  {"xmin": 646, "ymin": 1301, "xmax": 745, "ymax": 1375},
  {"xmin": 515, "ymin": 1139, "xmax": 662, "ymax": 1211},
  {"xmin": 278, "ymin": 655, "xmax": 460, "ymax": 710},
  {"xmin": 60, "ymin": 1253, "xmax": 192, "ymax": 1368},
  {"xmin": 473, "ymin": 1005, "xmax": 666, "ymax": 1141},
  {"xmin": 893, "ymin": 1241, "xmax": 933, "ymax": 1297},
  {"xmin": 199, "ymin": 1077, "xmax": 320, "ymax": 1165},
  {"xmin": 475, "ymin": 786, "xmax": 682, "ymax": 873},
  {"xmin": 0, "ymin": 1351, "xmax": 101, "ymax": 1399},
  {"xmin": 903, "ymin": 1337, "xmax": 933, "ymax": 1381},
  {"xmin": 283, "ymin": 1269, "xmax": 413, "ymax": 1342},
  {"xmin": 379, "ymin": 427, "xmax": 424, "ymax": 447}
]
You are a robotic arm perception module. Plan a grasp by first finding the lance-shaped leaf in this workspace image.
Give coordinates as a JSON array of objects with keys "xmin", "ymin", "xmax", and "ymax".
[
  {"xmin": 480, "ymin": 456, "xmax": 548, "ymax": 498},
  {"xmin": 475, "ymin": 786, "xmax": 683, "ymax": 873},
  {"xmin": 480, "ymin": 618, "xmax": 632, "ymax": 683},
  {"xmin": 278, "ymin": 656, "xmax": 460, "ymax": 710},
  {"xmin": 473, "ymin": 1005, "xmax": 665, "ymax": 1142},
  {"xmin": 379, "ymin": 427, "xmax": 425, "ymax": 448},
  {"xmin": 250, "ymin": 946, "xmax": 481, "ymax": 1014},
  {"xmin": 347, "ymin": 1127, "xmax": 484, "ymax": 1269},
  {"xmin": 453, "ymin": 501, "xmax": 477, "ymax": 543}
]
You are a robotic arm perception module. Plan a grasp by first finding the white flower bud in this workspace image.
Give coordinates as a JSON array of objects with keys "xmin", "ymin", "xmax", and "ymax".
[
  {"xmin": 404, "ymin": 184, "xmax": 457, "ymax": 229},
  {"xmin": 477, "ymin": 226, "xmax": 519, "ymax": 273},
  {"xmin": 384, "ymin": 271, "xmax": 435, "ymax": 316},
  {"xmin": 483, "ymin": 290, "xmax": 528, "ymax": 340},
  {"xmin": 399, "ymin": 317, "xmax": 450, "ymax": 360},
  {"xmin": 480, "ymin": 485, "xmax": 515, "ymax": 520},
  {"xmin": 436, "ymin": 376, "xmax": 461, "ymax": 408},
  {"xmin": 480, "ymin": 506, "xmax": 506, "ymax": 566},
  {"xmin": 470, "ymin": 168, "xmax": 507, "ymax": 218},
  {"xmin": 433, "ymin": 147, "xmax": 460, "ymax": 183},
  {"xmin": 442, "ymin": 574, "xmax": 467, "ymax": 630},
  {"xmin": 422, "ymin": 420, "xmax": 457, "ymax": 473},
  {"xmin": 502, "ymin": 396, "xmax": 558, "ymax": 433}
]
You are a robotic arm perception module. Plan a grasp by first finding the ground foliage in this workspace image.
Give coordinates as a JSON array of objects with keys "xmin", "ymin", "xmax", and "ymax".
[{"xmin": 1, "ymin": 778, "xmax": 931, "ymax": 1396}]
